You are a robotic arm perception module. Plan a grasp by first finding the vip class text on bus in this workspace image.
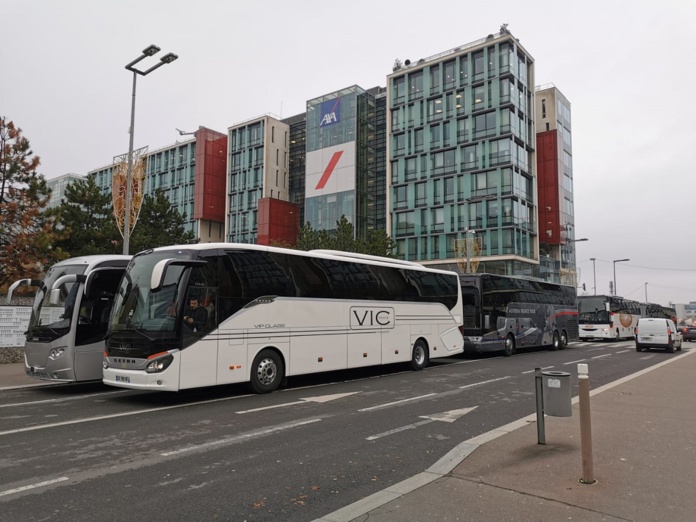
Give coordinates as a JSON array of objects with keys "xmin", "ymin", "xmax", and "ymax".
[{"xmin": 103, "ymin": 244, "xmax": 465, "ymax": 393}]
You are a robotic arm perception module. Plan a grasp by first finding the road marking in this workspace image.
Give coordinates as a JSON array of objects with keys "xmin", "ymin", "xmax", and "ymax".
[
  {"xmin": 358, "ymin": 393, "xmax": 437, "ymax": 412},
  {"xmin": 0, "ymin": 477, "xmax": 69, "ymax": 497},
  {"xmin": 0, "ymin": 393, "xmax": 252, "ymax": 437},
  {"xmin": 521, "ymin": 366, "xmax": 554, "ymax": 375},
  {"xmin": 563, "ymin": 359, "xmax": 587, "ymax": 365},
  {"xmin": 591, "ymin": 354, "xmax": 611, "ymax": 359},
  {"xmin": 236, "ymin": 392, "xmax": 359, "ymax": 414},
  {"xmin": 366, "ymin": 420, "xmax": 432, "ymax": 440},
  {"xmin": 161, "ymin": 418, "xmax": 321, "ymax": 456},
  {"xmin": 459, "ymin": 376, "xmax": 510, "ymax": 389},
  {"xmin": 616, "ymin": 350, "xmax": 631, "ymax": 354},
  {"xmin": 0, "ymin": 390, "xmax": 130, "ymax": 409},
  {"xmin": 366, "ymin": 407, "xmax": 477, "ymax": 440}
]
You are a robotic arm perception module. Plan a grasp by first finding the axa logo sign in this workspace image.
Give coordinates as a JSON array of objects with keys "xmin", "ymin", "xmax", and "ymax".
[
  {"xmin": 319, "ymin": 98, "xmax": 341, "ymax": 127},
  {"xmin": 350, "ymin": 307, "xmax": 394, "ymax": 330},
  {"xmin": 315, "ymin": 150, "xmax": 343, "ymax": 190}
]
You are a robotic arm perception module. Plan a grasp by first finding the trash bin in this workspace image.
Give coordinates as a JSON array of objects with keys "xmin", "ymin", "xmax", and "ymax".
[{"xmin": 542, "ymin": 370, "xmax": 572, "ymax": 417}]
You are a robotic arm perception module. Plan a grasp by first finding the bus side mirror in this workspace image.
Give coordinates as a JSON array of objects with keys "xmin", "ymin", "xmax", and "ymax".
[
  {"xmin": 151, "ymin": 259, "xmax": 207, "ymax": 292},
  {"xmin": 484, "ymin": 315, "xmax": 490, "ymax": 330},
  {"xmin": 49, "ymin": 288, "xmax": 62, "ymax": 305}
]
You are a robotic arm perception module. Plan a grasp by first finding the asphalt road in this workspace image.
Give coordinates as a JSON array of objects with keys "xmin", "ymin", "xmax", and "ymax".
[{"xmin": 0, "ymin": 340, "xmax": 684, "ymax": 521}]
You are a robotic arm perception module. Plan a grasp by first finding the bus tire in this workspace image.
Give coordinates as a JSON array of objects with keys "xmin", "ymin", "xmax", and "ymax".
[
  {"xmin": 410, "ymin": 339, "xmax": 429, "ymax": 371},
  {"xmin": 503, "ymin": 334, "xmax": 516, "ymax": 357},
  {"xmin": 560, "ymin": 330, "xmax": 568, "ymax": 350},
  {"xmin": 249, "ymin": 349, "xmax": 284, "ymax": 394},
  {"xmin": 550, "ymin": 331, "xmax": 561, "ymax": 351}
]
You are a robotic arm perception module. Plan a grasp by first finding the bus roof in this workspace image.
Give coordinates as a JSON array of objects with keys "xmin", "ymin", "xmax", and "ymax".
[{"xmin": 141, "ymin": 243, "xmax": 458, "ymax": 276}]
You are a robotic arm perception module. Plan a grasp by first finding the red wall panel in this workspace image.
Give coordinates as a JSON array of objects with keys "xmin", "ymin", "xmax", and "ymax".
[
  {"xmin": 257, "ymin": 198, "xmax": 299, "ymax": 246},
  {"xmin": 536, "ymin": 130, "xmax": 561, "ymax": 244}
]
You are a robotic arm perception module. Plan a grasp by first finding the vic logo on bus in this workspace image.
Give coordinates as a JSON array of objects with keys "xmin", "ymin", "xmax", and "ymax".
[
  {"xmin": 350, "ymin": 307, "xmax": 394, "ymax": 329},
  {"xmin": 320, "ymin": 98, "xmax": 341, "ymax": 127}
]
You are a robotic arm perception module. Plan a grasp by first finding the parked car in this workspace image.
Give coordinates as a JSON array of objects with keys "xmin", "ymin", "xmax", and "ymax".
[
  {"xmin": 681, "ymin": 325, "xmax": 696, "ymax": 342},
  {"xmin": 635, "ymin": 318, "xmax": 682, "ymax": 353}
]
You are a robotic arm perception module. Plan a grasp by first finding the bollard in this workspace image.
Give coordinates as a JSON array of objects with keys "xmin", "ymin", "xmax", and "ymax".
[
  {"xmin": 534, "ymin": 367, "xmax": 545, "ymax": 444},
  {"xmin": 577, "ymin": 363, "xmax": 596, "ymax": 484}
]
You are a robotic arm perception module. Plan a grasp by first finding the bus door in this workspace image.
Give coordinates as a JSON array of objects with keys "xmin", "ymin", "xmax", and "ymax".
[{"xmin": 179, "ymin": 286, "xmax": 218, "ymax": 389}]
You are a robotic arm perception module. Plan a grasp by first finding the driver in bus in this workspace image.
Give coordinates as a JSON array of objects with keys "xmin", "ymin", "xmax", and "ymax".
[{"xmin": 183, "ymin": 297, "xmax": 208, "ymax": 333}]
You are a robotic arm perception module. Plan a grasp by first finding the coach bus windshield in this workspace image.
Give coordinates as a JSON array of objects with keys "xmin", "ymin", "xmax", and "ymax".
[
  {"xmin": 578, "ymin": 297, "xmax": 610, "ymax": 323},
  {"xmin": 27, "ymin": 264, "xmax": 87, "ymax": 340},
  {"xmin": 110, "ymin": 251, "xmax": 191, "ymax": 335}
]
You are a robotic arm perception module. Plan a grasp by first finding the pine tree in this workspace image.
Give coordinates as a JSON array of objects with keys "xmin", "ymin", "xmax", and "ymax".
[
  {"xmin": 129, "ymin": 189, "xmax": 197, "ymax": 253},
  {"xmin": 53, "ymin": 176, "xmax": 121, "ymax": 256}
]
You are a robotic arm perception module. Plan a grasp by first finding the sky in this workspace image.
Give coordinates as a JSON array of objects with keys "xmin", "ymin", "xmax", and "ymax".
[{"xmin": 2, "ymin": 0, "xmax": 695, "ymax": 308}]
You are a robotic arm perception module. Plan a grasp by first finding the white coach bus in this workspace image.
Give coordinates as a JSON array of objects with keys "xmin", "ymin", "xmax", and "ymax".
[
  {"xmin": 7, "ymin": 255, "xmax": 131, "ymax": 382},
  {"xmin": 103, "ymin": 243, "xmax": 464, "ymax": 393}
]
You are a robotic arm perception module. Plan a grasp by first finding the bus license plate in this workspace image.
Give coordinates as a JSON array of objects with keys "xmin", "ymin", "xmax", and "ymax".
[{"xmin": 115, "ymin": 375, "xmax": 131, "ymax": 383}]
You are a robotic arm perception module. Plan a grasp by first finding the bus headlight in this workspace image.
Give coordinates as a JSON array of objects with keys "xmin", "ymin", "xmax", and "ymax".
[
  {"xmin": 49, "ymin": 348, "xmax": 65, "ymax": 360},
  {"xmin": 146, "ymin": 354, "xmax": 173, "ymax": 373}
]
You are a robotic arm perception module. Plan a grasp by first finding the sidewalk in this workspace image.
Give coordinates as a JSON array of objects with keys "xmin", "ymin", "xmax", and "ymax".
[
  {"xmin": 318, "ymin": 348, "xmax": 696, "ymax": 522},
  {"xmin": 0, "ymin": 362, "xmax": 54, "ymax": 390}
]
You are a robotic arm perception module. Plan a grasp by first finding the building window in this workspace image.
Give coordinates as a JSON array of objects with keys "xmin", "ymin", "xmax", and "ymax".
[
  {"xmin": 472, "ymin": 51, "xmax": 484, "ymax": 81},
  {"xmin": 408, "ymin": 72, "xmax": 424, "ymax": 99},
  {"xmin": 444, "ymin": 60, "xmax": 455, "ymax": 89},
  {"xmin": 429, "ymin": 65, "xmax": 440, "ymax": 94}
]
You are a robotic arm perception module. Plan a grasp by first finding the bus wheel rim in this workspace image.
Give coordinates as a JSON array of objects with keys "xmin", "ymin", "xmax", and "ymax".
[{"xmin": 257, "ymin": 358, "xmax": 277, "ymax": 385}]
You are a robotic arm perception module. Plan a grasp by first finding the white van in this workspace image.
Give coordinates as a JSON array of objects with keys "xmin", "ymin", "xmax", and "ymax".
[{"xmin": 635, "ymin": 318, "xmax": 682, "ymax": 353}]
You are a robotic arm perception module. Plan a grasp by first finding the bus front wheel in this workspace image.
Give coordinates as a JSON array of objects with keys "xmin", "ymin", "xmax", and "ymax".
[
  {"xmin": 410, "ymin": 339, "xmax": 429, "ymax": 371},
  {"xmin": 504, "ymin": 335, "xmax": 516, "ymax": 357},
  {"xmin": 250, "ymin": 349, "xmax": 284, "ymax": 394}
]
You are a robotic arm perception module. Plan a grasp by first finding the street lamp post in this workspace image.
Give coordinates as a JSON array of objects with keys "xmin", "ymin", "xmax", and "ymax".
[
  {"xmin": 590, "ymin": 257, "xmax": 597, "ymax": 295},
  {"xmin": 122, "ymin": 45, "xmax": 178, "ymax": 255},
  {"xmin": 645, "ymin": 282, "xmax": 648, "ymax": 302},
  {"xmin": 612, "ymin": 258, "xmax": 630, "ymax": 296}
]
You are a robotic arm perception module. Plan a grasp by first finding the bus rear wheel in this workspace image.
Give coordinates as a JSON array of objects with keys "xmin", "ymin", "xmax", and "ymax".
[
  {"xmin": 503, "ymin": 335, "xmax": 516, "ymax": 357},
  {"xmin": 410, "ymin": 339, "xmax": 429, "ymax": 371},
  {"xmin": 250, "ymin": 349, "xmax": 284, "ymax": 394},
  {"xmin": 560, "ymin": 330, "xmax": 568, "ymax": 350},
  {"xmin": 551, "ymin": 331, "xmax": 561, "ymax": 351}
]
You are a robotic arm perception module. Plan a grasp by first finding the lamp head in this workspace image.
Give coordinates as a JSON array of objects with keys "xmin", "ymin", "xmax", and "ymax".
[
  {"xmin": 142, "ymin": 45, "xmax": 161, "ymax": 56},
  {"xmin": 160, "ymin": 52, "xmax": 178, "ymax": 64}
]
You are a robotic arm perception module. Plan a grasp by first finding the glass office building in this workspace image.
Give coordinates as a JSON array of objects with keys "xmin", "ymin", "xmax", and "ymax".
[
  {"xmin": 387, "ymin": 31, "xmax": 538, "ymax": 276},
  {"xmin": 305, "ymin": 85, "xmax": 379, "ymax": 239}
]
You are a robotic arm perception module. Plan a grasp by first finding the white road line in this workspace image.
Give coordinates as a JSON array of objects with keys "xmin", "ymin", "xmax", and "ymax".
[
  {"xmin": 0, "ymin": 393, "xmax": 251, "ymax": 437},
  {"xmin": 563, "ymin": 359, "xmax": 587, "ymax": 365},
  {"xmin": 160, "ymin": 418, "xmax": 322, "ymax": 456},
  {"xmin": 521, "ymin": 366, "xmax": 555, "ymax": 375},
  {"xmin": 459, "ymin": 376, "xmax": 510, "ymax": 389},
  {"xmin": 616, "ymin": 350, "xmax": 631, "ymax": 354},
  {"xmin": 0, "ymin": 390, "xmax": 130, "ymax": 409},
  {"xmin": 358, "ymin": 393, "xmax": 437, "ymax": 412},
  {"xmin": 0, "ymin": 477, "xmax": 69, "ymax": 497},
  {"xmin": 366, "ymin": 419, "xmax": 432, "ymax": 441},
  {"xmin": 591, "ymin": 354, "xmax": 611, "ymax": 359}
]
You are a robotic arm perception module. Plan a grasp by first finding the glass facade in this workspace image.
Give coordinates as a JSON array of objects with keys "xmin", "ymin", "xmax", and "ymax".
[
  {"xmin": 389, "ymin": 34, "xmax": 537, "ymax": 275},
  {"xmin": 226, "ymin": 116, "xmax": 290, "ymax": 244},
  {"xmin": 305, "ymin": 86, "xmax": 380, "ymax": 240}
]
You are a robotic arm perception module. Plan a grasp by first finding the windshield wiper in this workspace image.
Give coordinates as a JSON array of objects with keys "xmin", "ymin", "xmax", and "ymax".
[{"xmin": 129, "ymin": 326, "xmax": 156, "ymax": 342}]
